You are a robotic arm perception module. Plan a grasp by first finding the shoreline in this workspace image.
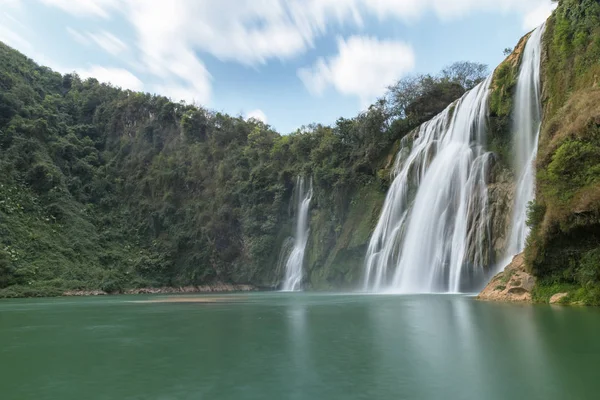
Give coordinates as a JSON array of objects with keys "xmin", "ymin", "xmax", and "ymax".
[{"xmin": 62, "ymin": 283, "xmax": 259, "ymax": 297}]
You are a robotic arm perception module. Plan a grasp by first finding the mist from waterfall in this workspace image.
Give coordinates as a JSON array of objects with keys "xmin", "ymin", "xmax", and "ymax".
[
  {"xmin": 282, "ymin": 177, "xmax": 313, "ymax": 292},
  {"xmin": 505, "ymin": 24, "xmax": 545, "ymax": 259}
]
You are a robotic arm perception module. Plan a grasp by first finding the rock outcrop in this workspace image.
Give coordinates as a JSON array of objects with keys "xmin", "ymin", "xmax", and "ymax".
[
  {"xmin": 478, "ymin": 253, "xmax": 535, "ymax": 302},
  {"xmin": 550, "ymin": 293, "xmax": 568, "ymax": 304}
]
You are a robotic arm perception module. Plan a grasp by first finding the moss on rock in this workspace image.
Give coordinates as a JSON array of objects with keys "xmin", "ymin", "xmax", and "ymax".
[{"xmin": 525, "ymin": 0, "xmax": 600, "ymax": 306}]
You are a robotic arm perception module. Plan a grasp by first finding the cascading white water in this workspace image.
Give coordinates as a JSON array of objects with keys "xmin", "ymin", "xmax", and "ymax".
[
  {"xmin": 505, "ymin": 24, "xmax": 545, "ymax": 258},
  {"xmin": 282, "ymin": 177, "xmax": 313, "ymax": 292},
  {"xmin": 363, "ymin": 24, "xmax": 546, "ymax": 293},
  {"xmin": 364, "ymin": 76, "xmax": 494, "ymax": 293}
]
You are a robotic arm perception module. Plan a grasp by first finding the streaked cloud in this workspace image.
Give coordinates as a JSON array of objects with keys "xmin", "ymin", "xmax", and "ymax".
[
  {"xmin": 66, "ymin": 27, "xmax": 91, "ymax": 45},
  {"xmin": 88, "ymin": 30, "xmax": 128, "ymax": 55},
  {"xmin": 76, "ymin": 66, "xmax": 144, "ymax": 91},
  {"xmin": 34, "ymin": 0, "xmax": 555, "ymax": 107},
  {"xmin": 38, "ymin": 0, "xmax": 119, "ymax": 18}
]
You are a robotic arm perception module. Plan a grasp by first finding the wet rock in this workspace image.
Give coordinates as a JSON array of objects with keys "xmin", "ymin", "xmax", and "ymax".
[
  {"xmin": 478, "ymin": 253, "xmax": 535, "ymax": 303},
  {"xmin": 487, "ymin": 163, "xmax": 515, "ymax": 262}
]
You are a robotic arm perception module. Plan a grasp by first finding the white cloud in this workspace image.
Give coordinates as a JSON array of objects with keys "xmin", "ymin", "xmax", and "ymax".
[
  {"xmin": 88, "ymin": 30, "xmax": 128, "ymax": 55},
  {"xmin": 246, "ymin": 109, "xmax": 268, "ymax": 123},
  {"xmin": 0, "ymin": 0, "xmax": 21, "ymax": 8},
  {"xmin": 298, "ymin": 36, "xmax": 415, "ymax": 105},
  {"xmin": 40, "ymin": 1, "xmax": 557, "ymax": 66},
  {"xmin": 66, "ymin": 28, "xmax": 129, "ymax": 57},
  {"xmin": 38, "ymin": 0, "xmax": 120, "ymax": 18},
  {"xmin": 523, "ymin": 2, "xmax": 557, "ymax": 30},
  {"xmin": 0, "ymin": 25, "xmax": 30, "ymax": 51},
  {"xmin": 352, "ymin": 0, "xmax": 554, "ymax": 24},
  {"xmin": 66, "ymin": 27, "xmax": 91, "ymax": 45},
  {"xmin": 0, "ymin": 12, "xmax": 31, "ymax": 51},
  {"xmin": 37, "ymin": 0, "xmax": 555, "ymax": 106},
  {"xmin": 149, "ymin": 83, "xmax": 208, "ymax": 105},
  {"xmin": 76, "ymin": 66, "xmax": 144, "ymax": 91}
]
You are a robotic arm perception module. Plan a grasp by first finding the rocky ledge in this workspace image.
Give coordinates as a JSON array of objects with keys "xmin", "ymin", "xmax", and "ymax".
[
  {"xmin": 63, "ymin": 283, "xmax": 257, "ymax": 297},
  {"xmin": 478, "ymin": 253, "xmax": 535, "ymax": 302}
]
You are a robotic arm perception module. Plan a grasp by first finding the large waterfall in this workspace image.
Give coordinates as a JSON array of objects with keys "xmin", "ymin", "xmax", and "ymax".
[
  {"xmin": 363, "ymin": 77, "xmax": 493, "ymax": 293},
  {"xmin": 363, "ymin": 25, "xmax": 545, "ymax": 293},
  {"xmin": 505, "ymin": 24, "xmax": 545, "ymax": 258},
  {"xmin": 282, "ymin": 177, "xmax": 313, "ymax": 292}
]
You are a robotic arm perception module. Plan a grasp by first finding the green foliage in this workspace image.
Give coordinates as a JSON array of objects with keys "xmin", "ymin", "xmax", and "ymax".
[
  {"xmin": 545, "ymin": 0, "xmax": 600, "ymax": 114},
  {"xmin": 545, "ymin": 139, "xmax": 600, "ymax": 201},
  {"xmin": 0, "ymin": 249, "xmax": 14, "ymax": 288},
  {"xmin": 526, "ymin": 201, "xmax": 546, "ymax": 229},
  {"xmin": 531, "ymin": 279, "xmax": 579, "ymax": 303},
  {"xmin": 488, "ymin": 52, "xmax": 520, "ymax": 166},
  {"xmin": 385, "ymin": 61, "xmax": 487, "ymax": 125},
  {"xmin": 576, "ymin": 248, "xmax": 600, "ymax": 288}
]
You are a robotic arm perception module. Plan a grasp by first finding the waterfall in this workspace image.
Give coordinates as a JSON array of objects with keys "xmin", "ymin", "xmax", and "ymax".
[
  {"xmin": 363, "ymin": 24, "xmax": 546, "ymax": 293},
  {"xmin": 282, "ymin": 177, "xmax": 313, "ymax": 292},
  {"xmin": 505, "ymin": 24, "xmax": 545, "ymax": 258},
  {"xmin": 364, "ymin": 77, "xmax": 493, "ymax": 293}
]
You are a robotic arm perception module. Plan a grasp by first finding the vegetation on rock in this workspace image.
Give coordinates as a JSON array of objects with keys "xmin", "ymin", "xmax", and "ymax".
[{"xmin": 526, "ymin": 0, "xmax": 600, "ymax": 306}]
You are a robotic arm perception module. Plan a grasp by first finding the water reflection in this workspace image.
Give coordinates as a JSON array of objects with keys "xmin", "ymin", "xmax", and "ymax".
[
  {"xmin": 4, "ymin": 293, "xmax": 600, "ymax": 400},
  {"xmin": 347, "ymin": 295, "xmax": 600, "ymax": 399}
]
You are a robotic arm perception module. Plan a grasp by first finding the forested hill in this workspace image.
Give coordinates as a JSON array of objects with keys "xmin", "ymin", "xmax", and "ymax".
[{"xmin": 0, "ymin": 40, "xmax": 486, "ymax": 297}]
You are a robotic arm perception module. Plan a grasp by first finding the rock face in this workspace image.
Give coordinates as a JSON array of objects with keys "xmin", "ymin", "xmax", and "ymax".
[
  {"xmin": 487, "ymin": 163, "xmax": 516, "ymax": 263},
  {"xmin": 478, "ymin": 253, "xmax": 535, "ymax": 302},
  {"xmin": 550, "ymin": 293, "xmax": 568, "ymax": 304}
]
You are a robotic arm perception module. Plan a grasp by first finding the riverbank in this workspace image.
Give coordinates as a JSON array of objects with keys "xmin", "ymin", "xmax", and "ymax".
[
  {"xmin": 0, "ymin": 283, "xmax": 259, "ymax": 299},
  {"xmin": 64, "ymin": 283, "xmax": 257, "ymax": 296}
]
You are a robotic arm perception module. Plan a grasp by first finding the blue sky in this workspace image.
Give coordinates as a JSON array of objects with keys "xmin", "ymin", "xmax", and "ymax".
[{"xmin": 0, "ymin": 0, "xmax": 555, "ymax": 133}]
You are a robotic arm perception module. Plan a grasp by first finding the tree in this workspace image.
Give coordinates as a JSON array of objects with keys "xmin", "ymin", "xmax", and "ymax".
[{"xmin": 441, "ymin": 61, "xmax": 489, "ymax": 90}]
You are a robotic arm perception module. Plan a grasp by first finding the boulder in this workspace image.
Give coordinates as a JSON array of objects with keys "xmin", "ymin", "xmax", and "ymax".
[
  {"xmin": 550, "ymin": 293, "xmax": 569, "ymax": 304},
  {"xmin": 478, "ymin": 253, "xmax": 535, "ymax": 303}
]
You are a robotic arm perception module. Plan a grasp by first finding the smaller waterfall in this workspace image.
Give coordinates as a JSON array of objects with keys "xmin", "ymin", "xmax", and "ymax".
[
  {"xmin": 282, "ymin": 177, "xmax": 313, "ymax": 292},
  {"xmin": 505, "ymin": 24, "xmax": 545, "ymax": 258}
]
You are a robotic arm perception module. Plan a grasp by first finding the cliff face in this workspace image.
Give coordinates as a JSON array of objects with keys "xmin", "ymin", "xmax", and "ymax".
[
  {"xmin": 524, "ymin": 0, "xmax": 600, "ymax": 305},
  {"xmin": 479, "ymin": 0, "xmax": 600, "ymax": 305}
]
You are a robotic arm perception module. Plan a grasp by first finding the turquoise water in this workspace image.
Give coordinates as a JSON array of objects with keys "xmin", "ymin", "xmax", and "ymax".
[{"xmin": 1, "ymin": 293, "xmax": 600, "ymax": 399}]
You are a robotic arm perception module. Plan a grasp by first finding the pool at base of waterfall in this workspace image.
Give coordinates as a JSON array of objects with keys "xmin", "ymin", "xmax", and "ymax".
[{"xmin": 1, "ymin": 292, "xmax": 599, "ymax": 400}]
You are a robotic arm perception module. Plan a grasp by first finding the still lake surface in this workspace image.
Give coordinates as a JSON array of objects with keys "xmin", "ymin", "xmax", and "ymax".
[{"xmin": 1, "ymin": 293, "xmax": 600, "ymax": 399}]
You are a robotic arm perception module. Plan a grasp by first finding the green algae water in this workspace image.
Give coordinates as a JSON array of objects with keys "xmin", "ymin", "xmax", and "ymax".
[{"xmin": 1, "ymin": 293, "xmax": 600, "ymax": 400}]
